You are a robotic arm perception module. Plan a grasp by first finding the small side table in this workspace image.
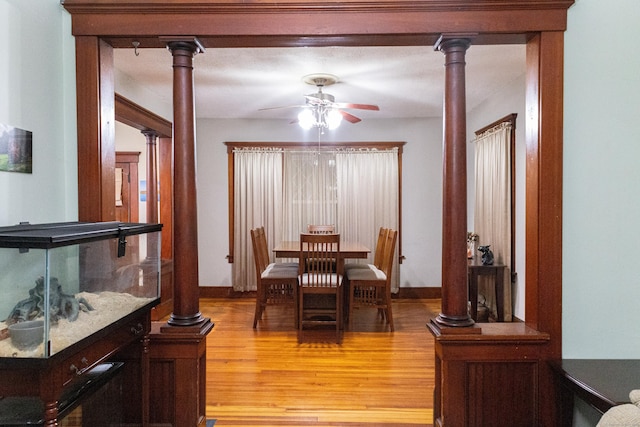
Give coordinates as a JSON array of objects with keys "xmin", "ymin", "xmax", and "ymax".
[{"xmin": 468, "ymin": 258, "xmax": 507, "ymax": 321}]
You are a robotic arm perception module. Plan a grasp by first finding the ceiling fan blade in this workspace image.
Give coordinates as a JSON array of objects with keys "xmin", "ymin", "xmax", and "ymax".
[
  {"xmin": 304, "ymin": 95, "xmax": 328, "ymax": 106},
  {"xmin": 334, "ymin": 102, "xmax": 380, "ymax": 111},
  {"xmin": 258, "ymin": 105, "xmax": 305, "ymax": 111},
  {"xmin": 340, "ymin": 110, "xmax": 362, "ymax": 124}
]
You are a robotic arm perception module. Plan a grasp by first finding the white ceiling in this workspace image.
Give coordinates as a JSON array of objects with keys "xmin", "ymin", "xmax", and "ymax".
[{"xmin": 114, "ymin": 44, "xmax": 526, "ymax": 122}]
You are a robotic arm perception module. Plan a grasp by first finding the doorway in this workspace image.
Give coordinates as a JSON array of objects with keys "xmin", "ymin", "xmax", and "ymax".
[{"xmin": 115, "ymin": 151, "xmax": 140, "ymax": 223}]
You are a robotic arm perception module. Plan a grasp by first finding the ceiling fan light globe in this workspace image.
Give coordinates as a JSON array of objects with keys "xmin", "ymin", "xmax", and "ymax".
[
  {"xmin": 298, "ymin": 109, "xmax": 315, "ymax": 130},
  {"xmin": 326, "ymin": 109, "xmax": 342, "ymax": 129}
]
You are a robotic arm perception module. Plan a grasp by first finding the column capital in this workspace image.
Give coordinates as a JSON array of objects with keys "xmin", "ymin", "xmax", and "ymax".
[
  {"xmin": 142, "ymin": 129, "xmax": 159, "ymax": 141},
  {"xmin": 434, "ymin": 34, "xmax": 475, "ymax": 53},
  {"xmin": 161, "ymin": 37, "xmax": 205, "ymax": 55}
]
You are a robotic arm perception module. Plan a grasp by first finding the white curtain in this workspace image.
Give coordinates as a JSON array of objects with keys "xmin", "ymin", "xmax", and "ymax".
[
  {"xmin": 474, "ymin": 124, "xmax": 512, "ymax": 321},
  {"xmin": 282, "ymin": 150, "xmax": 337, "ymax": 239},
  {"xmin": 234, "ymin": 147, "xmax": 400, "ymax": 292},
  {"xmin": 335, "ymin": 148, "xmax": 399, "ymax": 292},
  {"xmin": 232, "ymin": 148, "xmax": 284, "ymax": 291}
]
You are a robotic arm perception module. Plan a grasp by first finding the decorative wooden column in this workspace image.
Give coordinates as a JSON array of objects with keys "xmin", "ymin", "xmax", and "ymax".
[
  {"xmin": 432, "ymin": 35, "xmax": 475, "ymax": 329},
  {"xmin": 164, "ymin": 39, "xmax": 207, "ymax": 327},
  {"xmin": 427, "ymin": 35, "xmax": 553, "ymax": 427},
  {"xmin": 149, "ymin": 38, "xmax": 213, "ymax": 427},
  {"xmin": 142, "ymin": 130, "xmax": 159, "ymax": 224}
]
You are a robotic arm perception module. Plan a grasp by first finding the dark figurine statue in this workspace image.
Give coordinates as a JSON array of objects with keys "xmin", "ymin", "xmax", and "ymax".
[{"xmin": 478, "ymin": 245, "xmax": 494, "ymax": 266}]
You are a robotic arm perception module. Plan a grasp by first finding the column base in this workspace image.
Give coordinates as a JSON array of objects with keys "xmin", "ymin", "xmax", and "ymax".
[
  {"xmin": 150, "ymin": 318, "xmax": 213, "ymax": 426},
  {"xmin": 428, "ymin": 315, "xmax": 480, "ymax": 335},
  {"xmin": 166, "ymin": 311, "xmax": 208, "ymax": 328}
]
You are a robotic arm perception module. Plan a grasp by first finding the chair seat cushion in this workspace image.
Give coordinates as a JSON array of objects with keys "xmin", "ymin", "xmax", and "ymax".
[
  {"xmin": 300, "ymin": 273, "xmax": 342, "ymax": 286},
  {"xmin": 344, "ymin": 262, "xmax": 375, "ymax": 272},
  {"xmin": 269, "ymin": 262, "xmax": 299, "ymax": 270},
  {"xmin": 262, "ymin": 265, "xmax": 299, "ymax": 279},
  {"xmin": 346, "ymin": 265, "xmax": 386, "ymax": 281}
]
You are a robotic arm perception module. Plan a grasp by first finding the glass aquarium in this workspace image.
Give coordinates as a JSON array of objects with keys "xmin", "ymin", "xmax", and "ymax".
[{"xmin": 0, "ymin": 221, "xmax": 161, "ymax": 359}]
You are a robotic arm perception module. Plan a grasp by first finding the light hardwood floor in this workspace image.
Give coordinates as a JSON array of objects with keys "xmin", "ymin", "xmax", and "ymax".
[{"xmin": 200, "ymin": 297, "xmax": 440, "ymax": 426}]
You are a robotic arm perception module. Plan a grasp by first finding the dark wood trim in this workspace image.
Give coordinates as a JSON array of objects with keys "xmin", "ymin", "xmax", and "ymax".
[
  {"xmin": 75, "ymin": 36, "xmax": 116, "ymax": 222},
  {"xmin": 396, "ymin": 287, "xmax": 442, "ymax": 300},
  {"xmin": 63, "ymin": 1, "xmax": 572, "ymax": 47},
  {"xmin": 525, "ymin": 31, "xmax": 565, "ymax": 423},
  {"xmin": 159, "ymin": 136, "xmax": 173, "ymax": 260},
  {"xmin": 114, "ymin": 151, "xmax": 141, "ymax": 163},
  {"xmin": 224, "ymin": 141, "xmax": 405, "ymax": 153},
  {"xmin": 115, "ymin": 93, "xmax": 172, "ymax": 138}
]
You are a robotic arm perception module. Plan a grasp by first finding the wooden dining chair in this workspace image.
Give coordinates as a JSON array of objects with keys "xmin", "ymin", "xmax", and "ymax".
[
  {"xmin": 344, "ymin": 227, "xmax": 389, "ymax": 273},
  {"xmin": 298, "ymin": 232, "xmax": 343, "ymax": 344},
  {"xmin": 255, "ymin": 226, "xmax": 298, "ymax": 270},
  {"xmin": 307, "ymin": 224, "xmax": 336, "ymax": 234},
  {"xmin": 346, "ymin": 228, "xmax": 398, "ymax": 331},
  {"xmin": 250, "ymin": 227, "xmax": 299, "ymax": 328}
]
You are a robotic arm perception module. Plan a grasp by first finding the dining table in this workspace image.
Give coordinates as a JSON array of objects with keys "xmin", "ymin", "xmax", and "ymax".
[
  {"xmin": 272, "ymin": 240, "xmax": 371, "ymax": 263},
  {"xmin": 273, "ymin": 240, "xmax": 371, "ymax": 327}
]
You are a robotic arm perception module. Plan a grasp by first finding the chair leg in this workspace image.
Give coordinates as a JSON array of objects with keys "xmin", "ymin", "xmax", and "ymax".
[
  {"xmin": 336, "ymin": 287, "xmax": 342, "ymax": 344},
  {"xmin": 253, "ymin": 290, "xmax": 264, "ymax": 328},
  {"xmin": 297, "ymin": 289, "xmax": 304, "ymax": 343},
  {"xmin": 348, "ymin": 284, "xmax": 355, "ymax": 331},
  {"xmin": 292, "ymin": 284, "xmax": 299, "ymax": 329},
  {"xmin": 386, "ymin": 292, "xmax": 394, "ymax": 332}
]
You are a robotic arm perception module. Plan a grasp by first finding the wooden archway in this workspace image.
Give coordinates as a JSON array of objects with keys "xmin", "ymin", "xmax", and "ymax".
[{"xmin": 63, "ymin": 1, "xmax": 571, "ymax": 424}]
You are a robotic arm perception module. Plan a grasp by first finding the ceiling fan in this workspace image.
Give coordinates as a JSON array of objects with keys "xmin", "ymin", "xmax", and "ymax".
[{"xmin": 260, "ymin": 73, "xmax": 380, "ymax": 130}]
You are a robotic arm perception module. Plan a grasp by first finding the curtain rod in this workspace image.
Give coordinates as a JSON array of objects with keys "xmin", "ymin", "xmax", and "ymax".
[
  {"xmin": 473, "ymin": 121, "xmax": 512, "ymax": 142},
  {"xmin": 474, "ymin": 113, "xmax": 517, "ymax": 136},
  {"xmin": 233, "ymin": 147, "xmax": 399, "ymax": 154}
]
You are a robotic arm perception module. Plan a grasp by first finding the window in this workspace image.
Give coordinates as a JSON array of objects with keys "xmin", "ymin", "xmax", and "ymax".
[{"xmin": 225, "ymin": 142, "xmax": 404, "ymax": 292}]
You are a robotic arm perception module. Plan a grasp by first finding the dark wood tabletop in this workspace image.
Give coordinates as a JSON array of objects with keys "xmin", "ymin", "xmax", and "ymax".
[
  {"xmin": 550, "ymin": 359, "xmax": 640, "ymax": 415},
  {"xmin": 273, "ymin": 241, "xmax": 370, "ymax": 259}
]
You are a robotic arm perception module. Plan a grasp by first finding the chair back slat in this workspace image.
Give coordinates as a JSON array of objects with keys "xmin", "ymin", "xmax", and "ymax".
[
  {"xmin": 250, "ymin": 227, "xmax": 269, "ymax": 273},
  {"xmin": 299, "ymin": 233, "xmax": 341, "ymax": 287},
  {"xmin": 379, "ymin": 229, "xmax": 398, "ymax": 277},
  {"xmin": 373, "ymin": 227, "xmax": 389, "ymax": 268},
  {"xmin": 307, "ymin": 224, "xmax": 336, "ymax": 234}
]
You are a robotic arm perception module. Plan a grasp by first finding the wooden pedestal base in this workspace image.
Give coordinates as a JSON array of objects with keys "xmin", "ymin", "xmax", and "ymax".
[
  {"xmin": 149, "ymin": 318, "xmax": 214, "ymax": 427},
  {"xmin": 428, "ymin": 320, "xmax": 551, "ymax": 426}
]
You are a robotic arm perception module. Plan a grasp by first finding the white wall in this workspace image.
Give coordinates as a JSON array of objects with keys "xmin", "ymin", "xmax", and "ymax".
[
  {"xmin": 195, "ymin": 117, "xmax": 444, "ymax": 289},
  {"xmin": 467, "ymin": 71, "xmax": 527, "ymax": 320},
  {"xmin": 0, "ymin": 0, "xmax": 77, "ymax": 226},
  {"xmin": 563, "ymin": 0, "xmax": 640, "ymax": 359}
]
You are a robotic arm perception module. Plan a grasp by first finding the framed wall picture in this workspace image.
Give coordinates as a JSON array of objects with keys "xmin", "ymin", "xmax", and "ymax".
[{"xmin": 0, "ymin": 124, "xmax": 32, "ymax": 174}]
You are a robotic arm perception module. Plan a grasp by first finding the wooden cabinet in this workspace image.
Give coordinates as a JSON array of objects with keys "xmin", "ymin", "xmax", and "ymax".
[
  {"xmin": 0, "ymin": 308, "xmax": 153, "ymax": 425},
  {"xmin": 0, "ymin": 222, "xmax": 161, "ymax": 425},
  {"xmin": 429, "ymin": 322, "xmax": 551, "ymax": 426}
]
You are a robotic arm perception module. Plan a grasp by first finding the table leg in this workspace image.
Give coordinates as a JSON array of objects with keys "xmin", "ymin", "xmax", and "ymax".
[
  {"xmin": 468, "ymin": 271, "xmax": 478, "ymax": 321},
  {"xmin": 495, "ymin": 268, "xmax": 505, "ymax": 322}
]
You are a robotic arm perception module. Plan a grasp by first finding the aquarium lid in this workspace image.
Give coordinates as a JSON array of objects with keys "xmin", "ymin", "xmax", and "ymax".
[{"xmin": 0, "ymin": 221, "xmax": 163, "ymax": 248}]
